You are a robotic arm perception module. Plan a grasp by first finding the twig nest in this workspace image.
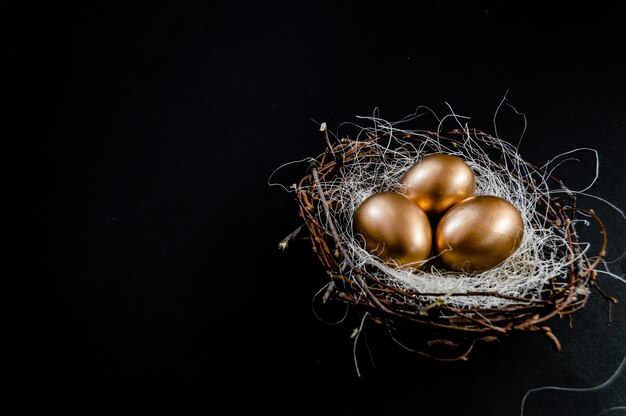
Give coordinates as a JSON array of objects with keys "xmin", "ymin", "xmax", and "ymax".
[{"xmin": 288, "ymin": 116, "xmax": 611, "ymax": 361}]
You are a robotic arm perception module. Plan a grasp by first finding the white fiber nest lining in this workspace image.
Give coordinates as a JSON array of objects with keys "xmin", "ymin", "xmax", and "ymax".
[{"xmin": 315, "ymin": 112, "xmax": 597, "ymax": 310}]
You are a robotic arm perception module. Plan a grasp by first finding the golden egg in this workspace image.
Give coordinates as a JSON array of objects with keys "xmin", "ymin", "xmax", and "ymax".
[
  {"xmin": 353, "ymin": 192, "xmax": 432, "ymax": 267},
  {"xmin": 435, "ymin": 195, "xmax": 524, "ymax": 273},
  {"xmin": 397, "ymin": 154, "xmax": 476, "ymax": 217}
]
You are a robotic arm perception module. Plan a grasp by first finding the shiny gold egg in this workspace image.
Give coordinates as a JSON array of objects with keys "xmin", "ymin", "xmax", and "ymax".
[
  {"xmin": 353, "ymin": 192, "xmax": 432, "ymax": 267},
  {"xmin": 435, "ymin": 195, "xmax": 524, "ymax": 272},
  {"xmin": 397, "ymin": 154, "xmax": 476, "ymax": 217}
]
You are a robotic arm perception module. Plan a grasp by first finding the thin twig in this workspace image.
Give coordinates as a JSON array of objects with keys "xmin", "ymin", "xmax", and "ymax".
[{"xmin": 278, "ymin": 224, "xmax": 304, "ymax": 251}]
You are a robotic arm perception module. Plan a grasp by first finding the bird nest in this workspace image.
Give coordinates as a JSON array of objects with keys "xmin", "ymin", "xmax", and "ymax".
[{"xmin": 280, "ymin": 114, "xmax": 614, "ymax": 361}]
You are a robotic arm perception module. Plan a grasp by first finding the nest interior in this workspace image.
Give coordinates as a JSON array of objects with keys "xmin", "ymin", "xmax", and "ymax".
[{"xmin": 288, "ymin": 122, "xmax": 613, "ymax": 361}]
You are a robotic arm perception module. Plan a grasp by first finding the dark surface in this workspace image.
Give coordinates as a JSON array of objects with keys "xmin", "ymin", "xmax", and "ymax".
[{"xmin": 9, "ymin": 1, "xmax": 626, "ymax": 415}]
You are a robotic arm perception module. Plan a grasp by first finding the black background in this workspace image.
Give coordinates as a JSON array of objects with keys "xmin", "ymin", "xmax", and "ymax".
[{"xmin": 9, "ymin": 1, "xmax": 626, "ymax": 415}]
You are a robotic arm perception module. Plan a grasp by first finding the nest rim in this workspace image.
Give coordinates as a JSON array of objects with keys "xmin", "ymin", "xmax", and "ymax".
[{"xmin": 291, "ymin": 124, "xmax": 612, "ymax": 361}]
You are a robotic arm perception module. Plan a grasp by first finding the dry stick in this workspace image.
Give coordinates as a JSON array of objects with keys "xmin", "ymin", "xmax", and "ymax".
[
  {"xmin": 335, "ymin": 291, "xmax": 500, "ymax": 333},
  {"xmin": 310, "ymin": 167, "xmax": 394, "ymax": 315},
  {"xmin": 565, "ymin": 207, "xmax": 618, "ymax": 323},
  {"xmin": 320, "ymin": 122, "xmax": 335, "ymax": 158},
  {"xmin": 389, "ymin": 332, "xmax": 476, "ymax": 361},
  {"xmin": 542, "ymin": 326, "xmax": 562, "ymax": 351},
  {"xmin": 278, "ymin": 224, "xmax": 304, "ymax": 251},
  {"xmin": 593, "ymin": 282, "xmax": 619, "ymax": 304}
]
